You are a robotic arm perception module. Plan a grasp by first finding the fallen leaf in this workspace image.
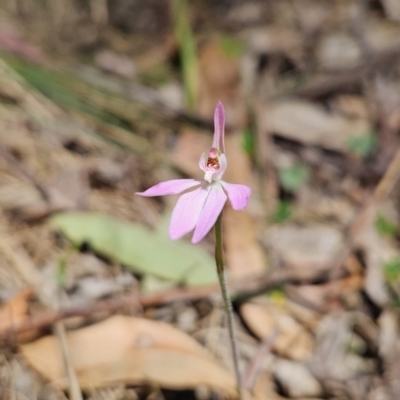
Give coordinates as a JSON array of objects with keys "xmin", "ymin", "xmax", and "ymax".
[
  {"xmin": 224, "ymin": 209, "xmax": 266, "ymax": 278},
  {"xmin": 197, "ymin": 39, "xmax": 245, "ymax": 126},
  {"xmin": 241, "ymin": 298, "xmax": 314, "ymax": 361},
  {"xmin": 8, "ymin": 167, "xmax": 89, "ymax": 221},
  {"xmin": 20, "ymin": 315, "xmax": 236, "ymax": 395},
  {"xmin": 329, "ymin": 95, "xmax": 370, "ymax": 120},
  {"xmin": 244, "ymin": 27, "xmax": 302, "ymax": 60},
  {"xmin": 296, "ymin": 188, "xmax": 356, "ymax": 225},
  {"xmin": 251, "ymin": 372, "xmax": 281, "ymax": 400},
  {"xmin": 292, "ymin": 0, "xmax": 333, "ymax": 36},
  {"xmin": 94, "ymin": 50, "xmax": 136, "ymax": 79},
  {"xmin": 382, "ymin": 0, "xmax": 400, "ymax": 22},
  {"xmin": 378, "ymin": 309, "xmax": 398, "ymax": 359},
  {"xmin": 50, "ymin": 212, "xmax": 217, "ymax": 286},
  {"xmin": 311, "ymin": 314, "xmax": 376, "ymax": 382},
  {"xmin": 263, "ymin": 224, "xmax": 345, "ymax": 281},
  {"xmin": 354, "ymin": 203, "xmax": 393, "ymax": 307},
  {"xmin": 223, "ymin": 133, "xmax": 265, "ymax": 279},
  {"xmin": 47, "ymin": 168, "xmax": 89, "ymax": 212},
  {"xmin": 0, "ymin": 289, "xmax": 33, "ymax": 332},
  {"xmin": 316, "ymin": 33, "xmax": 362, "ymax": 70},
  {"xmin": 273, "ymin": 358, "xmax": 323, "ymax": 398},
  {"xmin": 364, "ymin": 18, "xmax": 400, "ymax": 52},
  {"xmin": 259, "ymin": 100, "xmax": 371, "ymax": 152}
]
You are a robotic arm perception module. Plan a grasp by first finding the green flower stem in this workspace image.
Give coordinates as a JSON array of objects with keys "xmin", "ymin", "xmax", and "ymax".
[{"xmin": 215, "ymin": 212, "xmax": 242, "ymax": 398}]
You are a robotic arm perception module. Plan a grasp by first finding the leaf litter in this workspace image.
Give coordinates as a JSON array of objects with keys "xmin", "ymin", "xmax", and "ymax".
[
  {"xmin": 2, "ymin": 1, "xmax": 400, "ymax": 400},
  {"xmin": 20, "ymin": 315, "xmax": 237, "ymax": 396}
]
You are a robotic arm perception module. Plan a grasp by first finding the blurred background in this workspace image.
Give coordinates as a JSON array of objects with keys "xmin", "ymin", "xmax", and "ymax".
[{"xmin": 1, "ymin": 0, "xmax": 400, "ymax": 399}]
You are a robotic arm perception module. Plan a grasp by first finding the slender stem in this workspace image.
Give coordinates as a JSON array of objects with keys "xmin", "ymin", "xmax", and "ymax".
[{"xmin": 215, "ymin": 212, "xmax": 242, "ymax": 398}]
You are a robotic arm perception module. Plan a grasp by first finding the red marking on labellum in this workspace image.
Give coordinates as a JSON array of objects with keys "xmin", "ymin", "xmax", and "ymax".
[{"xmin": 206, "ymin": 148, "xmax": 220, "ymax": 171}]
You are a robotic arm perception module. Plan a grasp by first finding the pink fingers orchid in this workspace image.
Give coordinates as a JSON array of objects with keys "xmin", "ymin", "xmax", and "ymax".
[{"xmin": 136, "ymin": 102, "xmax": 251, "ymax": 244}]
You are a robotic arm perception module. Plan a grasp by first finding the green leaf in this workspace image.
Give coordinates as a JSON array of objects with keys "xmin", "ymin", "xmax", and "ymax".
[
  {"xmin": 50, "ymin": 212, "xmax": 217, "ymax": 286},
  {"xmin": 241, "ymin": 128, "xmax": 255, "ymax": 157},
  {"xmin": 138, "ymin": 63, "xmax": 172, "ymax": 87},
  {"xmin": 271, "ymin": 200, "xmax": 292, "ymax": 223},
  {"xmin": 375, "ymin": 214, "xmax": 398, "ymax": 238},
  {"xmin": 219, "ymin": 35, "xmax": 244, "ymax": 59},
  {"xmin": 383, "ymin": 257, "xmax": 400, "ymax": 283},
  {"xmin": 348, "ymin": 132, "xmax": 377, "ymax": 157},
  {"xmin": 278, "ymin": 165, "xmax": 309, "ymax": 192},
  {"xmin": 172, "ymin": 0, "xmax": 198, "ymax": 110},
  {"xmin": 268, "ymin": 287, "xmax": 286, "ymax": 307},
  {"xmin": 141, "ymin": 275, "xmax": 176, "ymax": 293},
  {"xmin": 56, "ymin": 257, "xmax": 67, "ymax": 288}
]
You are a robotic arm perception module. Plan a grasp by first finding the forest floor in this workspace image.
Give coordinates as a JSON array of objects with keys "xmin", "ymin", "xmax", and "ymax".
[{"xmin": 2, "ymin": 1, "xmax": 400, "ymax": 399}]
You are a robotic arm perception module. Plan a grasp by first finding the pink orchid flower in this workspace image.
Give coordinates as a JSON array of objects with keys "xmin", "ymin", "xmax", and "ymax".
[{"xmin": 136, "ymin": 102, "xmax": 251, "ymax": 244}]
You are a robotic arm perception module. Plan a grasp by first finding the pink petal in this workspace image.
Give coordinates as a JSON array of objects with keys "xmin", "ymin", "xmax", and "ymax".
[
  {"xmin": 212, "ymin": 101, "xmax": 225, "ymax": 153},
  {"xmin": 198, "ymin": 152, "xmax": 207, "ymax": 171},
  {"xmin": 136, "ymin": 179, "xmax": 201, "ymax": 197},
  {"xmin": 192, "ymin": 183, "xmax": 227, "ymax": 244},
  {"xmin": 221, "ymin": 182, "xmax": 251, "ymax": 210},
  {"xmin": 169, "ymin": 186, "xmax": 210, "ymax": 240}
]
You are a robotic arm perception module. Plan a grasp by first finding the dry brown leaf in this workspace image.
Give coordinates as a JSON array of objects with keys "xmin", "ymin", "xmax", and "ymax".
[
  {"xmin": 2, "ymin": 166, "xmax": 89, "ymax": 221},
  {"xmin": 354, "ymin": 203, "xmax": 394, "ymax": 307},
  {"xmin": 293, "ymin": 0, "xmax": 334, "ymax": 35},
  {"xmin": 47, "ymin": 167, "xmax": 89, "ymax": 212},
  {"xmin": 197, "ymin": 40, "xmax": 245, "ymax": 127},
  {"xmin": 241, "ymin": 299, "xmax": 314, "ymax": 361},
  {"xmin": 20, "ymin": 315, "xmax": 237, "ymax": 395},
  {"xmin": 245, "ymin": 27, "xmax": 302, "ymax": 57},
  {"xmin": 0, "ymin": 289, "xmax": 33, "ymax": 332},
  {"xmin": 94, "ymin": 50, "xmax": 136, "ymax": 79},
  {"xmin": 365, "ymin": 18, "xmax": 400, "ymax": 52},
  {"xmin": 378, "ymin": 309, "xmax": 398, "ymax": 359},
  {"xmin": 252, "ymin": 370, "xmax": 324, "ymax": 400},
  {"xmin": 311, "ymin": 314, "xmax": 376, "ymax": 382},
  {"xmin": 263, "ymin": 224, "xmax": 345, "ymax": 281},
  {"xmin": 224, "ymin": 209, "xmax": 265, "ymax": 278},
  {"xmin": 382, "ymin": 0, "xmax": 400, "ymax": 22},
  {"xmin": 316, "ymin": 33, "xmax": 362, "ymax": 70},
  {"xmin": 329, "ymin": 95, "xmax": 370, "ymax": 121},
  {"xmin": 259, "ymin": 100, "xmax": 371, "ymax": 152},
  {"xmin": 273, "ymin": 359, "xmax": 323, "ymax": 398},
  {"xmin": 252, "ymin": 372, "xmax": 280, "ymax": 400},
  {"xmin": 171, "ymin": 129, "xmax": 207, "ymax": 179}
]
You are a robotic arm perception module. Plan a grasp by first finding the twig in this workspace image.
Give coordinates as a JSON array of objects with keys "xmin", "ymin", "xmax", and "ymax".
[
  {"xmin": 54, "ymin": 322, "xmax": 83, "ymax": 400},
  {"xmin": 373, "ymin": 146, "xmax": 400, "ymax": 202},
  {"xmin": 329, "ymin": 145, "xmax": 400, "ymax": 280},
  {"xmin": 0, "ymin": 269, "xmax": 294, "ymax": 344},
  {"xmin": 282, "ymin": 43, "xmax": 400, "ymax": 99},
  {"xmin": 243, "ymin": 332, "xmax": 278, "ymax": 392}
]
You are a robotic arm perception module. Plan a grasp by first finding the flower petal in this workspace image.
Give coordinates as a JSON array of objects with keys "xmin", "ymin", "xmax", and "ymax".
[
  {"xmin": 221, "ymin": 182, "xmax": 251, "ymax": 210},
  {"xmin": 198, "ymin": 152, "xmax": 207, "ymax": 171},
  {"xmin": 192, "ymin": 183, "xmax": 227, "ymax": 244},
  {"xmin": 169, "ymin": 186, "xmax": 210, "ymax": 240},
  {"xmin": 212, "ymin": 101, "xmax": 225, "ymax": 153},
  {"xmin": 136, "ymin": 179, "xmax": 201, "ymax": 197}
]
